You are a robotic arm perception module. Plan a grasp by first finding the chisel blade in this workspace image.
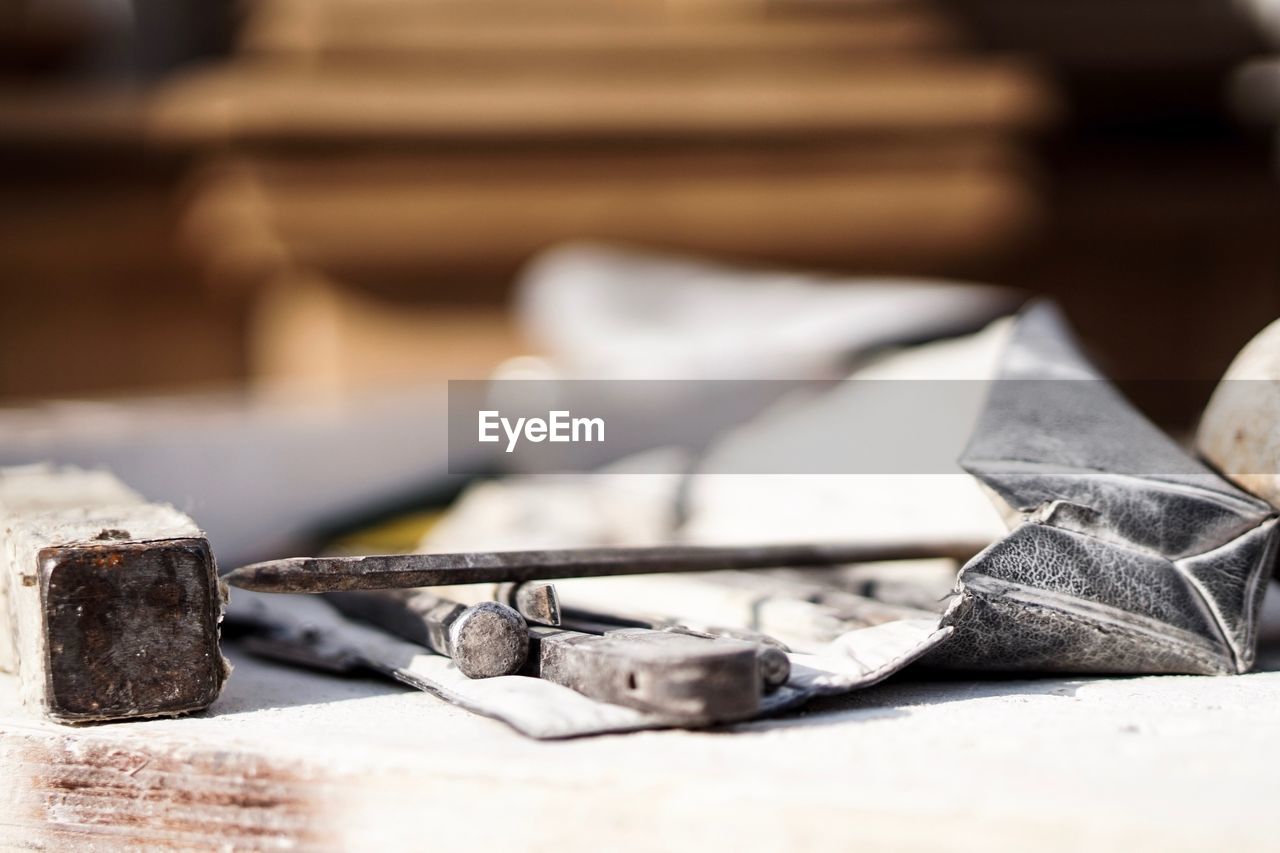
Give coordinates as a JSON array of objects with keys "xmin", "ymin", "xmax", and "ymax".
[{"xmin": 225, "ymin": 541, "xmax": 976, "ymax": 594}]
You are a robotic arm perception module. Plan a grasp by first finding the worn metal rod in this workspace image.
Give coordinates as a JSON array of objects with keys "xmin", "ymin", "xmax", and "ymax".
[
  {"xmin": 510, "ymin": 582, "xmax": 561, "ymax": 626},
  {"xmin": 325, "ymin": 589, "xmax": 528, "ymax": 678},
  {"xmin": 425, "ymin": 581, "xmax": 562, "ymax": 626},
  {"xmin": 559, "ymin": 606, "xmax": 791, "ymax": 693},
  {"xmin": 523, "ymin": 626, "xmax": 762, "ymax": 725},
  {"xmin": 226, "ymin": 541, "xmax": 977, "ymax": 594}
]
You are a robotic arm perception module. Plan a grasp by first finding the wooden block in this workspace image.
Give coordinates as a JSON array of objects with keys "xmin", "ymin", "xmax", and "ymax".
[
  {"xmin": 0, "ymin": 465, "xmax": 228, "ymax": 722},
  {"xmin": 0, "ymin": 466, "xmax": 140, "ymax": 675}
]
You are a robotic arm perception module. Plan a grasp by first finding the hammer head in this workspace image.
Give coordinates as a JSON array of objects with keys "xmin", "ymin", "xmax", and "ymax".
[
  {"xmin": 530, "ymin": 627, "xmax": 762, "ymax": 725},
  {"xmin": 37, "ymin": 539, "xmax": 226, "ymax": 722},
  {"xmin": 0, "ymin": 466, "xmax": 229, "ymax": 723}
]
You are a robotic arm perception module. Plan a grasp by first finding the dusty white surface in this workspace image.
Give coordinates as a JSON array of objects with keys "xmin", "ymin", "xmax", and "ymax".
[{"xmin": 5, "ymin": 637, "xmax": 1280, "ymax": 851}]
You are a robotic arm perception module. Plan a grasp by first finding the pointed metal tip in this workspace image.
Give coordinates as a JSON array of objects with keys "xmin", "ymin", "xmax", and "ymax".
[
  {"xmin": 514, "ymin": 582, "xmax": 562, "ymax": 626},
  {"xmin": 223, "ymin": 559, "xmax": 303, "ymax": 593}
]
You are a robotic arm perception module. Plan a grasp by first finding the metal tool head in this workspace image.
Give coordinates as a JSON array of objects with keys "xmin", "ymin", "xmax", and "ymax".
[
  {"xmin": 557, "ymin": 606, "xmax": 790, "ymax": 693},
  {"xmin": 36, "ymin": 538, "xmax": 225, "ymax": 722},
  {"xmin": 508, "ymin": 581, "xmax": 561, "ymax": 626},
  {"xmin": 751, "ymin": 644, "xmax": 792, "ymax": 693},
  {"xmin": 446, "ymin": 600, "xmax": 529, "ymax": 678},
  {"xmin": 529, "ymin": 626, "xmax": 761, "ymax": 725},
  {"xmin": 326, "ymin": 589, "xmax": 529, "ymax": 679},
  {"xmin": 655, "ymin": 625, "xmax": 791, "ymax": 693}
]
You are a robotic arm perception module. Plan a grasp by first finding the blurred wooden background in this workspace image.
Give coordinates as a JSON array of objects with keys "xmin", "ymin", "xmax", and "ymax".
[{"xmin": 1, "ymin": 0, "xmax": 1278, "ymax": 425}]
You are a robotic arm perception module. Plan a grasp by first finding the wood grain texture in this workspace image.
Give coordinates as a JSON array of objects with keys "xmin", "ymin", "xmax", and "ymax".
[
  {"xmin": 6, "ymin": 641, "xmax": 1280, "ymax": 851},
  {"xmin": 2, "ymin": 727, "xmax": 325, "ymax": 850}
]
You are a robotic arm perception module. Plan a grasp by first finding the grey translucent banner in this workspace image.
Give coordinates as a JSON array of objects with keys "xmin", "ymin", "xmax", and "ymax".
[{"xmin": 447, "ymin": 379, "xmax": 1272, "ymax": 476}]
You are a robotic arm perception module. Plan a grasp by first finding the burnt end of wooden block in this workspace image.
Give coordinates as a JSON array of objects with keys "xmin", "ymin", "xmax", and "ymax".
[{"xmin": 37, "ymin": 539, "xmax": 224, "ymax": 722}]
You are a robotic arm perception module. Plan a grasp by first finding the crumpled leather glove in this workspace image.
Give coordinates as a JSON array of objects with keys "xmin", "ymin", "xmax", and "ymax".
[{"xmin": 932, "ymin": 302, "xmax": 1279, "ymax": 675}]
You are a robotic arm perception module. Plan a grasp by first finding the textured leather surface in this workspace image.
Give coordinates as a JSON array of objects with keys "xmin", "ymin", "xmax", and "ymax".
[{"xmin": 932, "ymin": 302, "xmax": 1280, "ymax": 675}]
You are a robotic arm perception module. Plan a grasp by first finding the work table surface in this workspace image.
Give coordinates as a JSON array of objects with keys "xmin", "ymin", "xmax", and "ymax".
[{"xmin": 3, "ymin": 645, "xmax": 1279, "ymax": 851}]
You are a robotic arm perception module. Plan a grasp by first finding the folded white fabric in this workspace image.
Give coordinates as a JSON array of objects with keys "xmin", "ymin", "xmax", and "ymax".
[{"xmin": 516, "ymin": 242, "xmax": 1020, "ymax": 379}]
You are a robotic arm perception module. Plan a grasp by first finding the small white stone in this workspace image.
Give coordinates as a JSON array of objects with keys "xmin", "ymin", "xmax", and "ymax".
[{"xmin": 1198, "ymin": 317, "xmax": 1280, "ymax": 507}]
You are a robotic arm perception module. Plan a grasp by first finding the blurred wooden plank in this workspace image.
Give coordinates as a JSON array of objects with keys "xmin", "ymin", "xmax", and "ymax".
[
  {"xmin": 0, "ymin": 87, "xmax": 149, "ymax": 149},
  {"xmin": 0, "ymin": 284, "xmax": 248, "ymax": 400},
  {"xmin": 152, "ymin": 61, "xmax": 1055, "ymax": 144},
  {"xmin": 0, "ymin": 188, "xmax": 180, "ymax": 281},
  {"xmin": 242, "ymin": 8, "xmax": 965, "ymax": 67},
  {"xmin": 240, "ymin": 0, "xmax": 887, "ymax": 35},
  {"xmin": 183, "ymin": 153, "xmax": 1040, "ymax": 285},
  {"xmin": 948, "ymin": 0, "xmax": 1265, "ymax": 68},
  {"xmin": 248, "ymin": 275, "xmax": 528, "ymax": 391},
  {"xmin": 202, "ymin": 136, "xmax": 1024, "ymax": 183},
  {"xmin": 0, "ymin": 167, "xmax": 250, "ymax": 399},
  {"xmin": 0, "ymin": 60, "xmax": 1054, "ymax": 147}
]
